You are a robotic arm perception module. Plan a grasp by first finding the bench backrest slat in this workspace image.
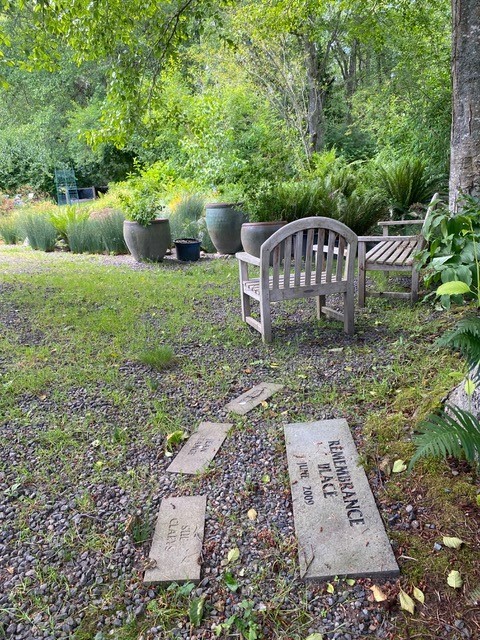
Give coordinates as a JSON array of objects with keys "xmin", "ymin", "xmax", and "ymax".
[{"xmin": 260, "ymin": 217, "xmax": 358, "ymax": 293}]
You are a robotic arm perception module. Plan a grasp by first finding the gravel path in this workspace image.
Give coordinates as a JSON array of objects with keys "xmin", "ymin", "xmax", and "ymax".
[{"xmin": 0, "ymin": 248, "xmax": 475, "ymax": 640}]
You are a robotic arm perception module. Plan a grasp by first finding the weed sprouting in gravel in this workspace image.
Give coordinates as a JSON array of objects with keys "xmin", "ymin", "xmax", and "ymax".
[
  {"xmin": 138, "ymin": 345, "xmax": 174, "ymax": 370},
  {"xmin": 129, "ymin": 509, "xmax": 151, "ymax": 546}
]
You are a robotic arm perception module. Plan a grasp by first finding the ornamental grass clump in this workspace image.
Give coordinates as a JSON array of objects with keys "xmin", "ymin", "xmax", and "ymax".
[
  {"xmin": 18, "ymin": 212, "xmax": 57, "ymax": 251},
  {"xmin": 96, "ymin": 211, "xmax": 128, "ymax": 254},
  {"xmin": 66, "ymin": 218, "xmax": 104, "ymax": 254},
  {"xmin": 0, "ymin": 215, "xmax": 21, "ymax": 244},
  {"xmin": 169, "ymin": 194, "xmax": 205, "ymax": 240}
]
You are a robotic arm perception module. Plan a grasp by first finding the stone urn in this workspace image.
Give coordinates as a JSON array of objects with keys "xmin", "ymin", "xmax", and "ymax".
[{"xmin": 123, "ymin": 219, "xmax": 171, "ymax": 262}]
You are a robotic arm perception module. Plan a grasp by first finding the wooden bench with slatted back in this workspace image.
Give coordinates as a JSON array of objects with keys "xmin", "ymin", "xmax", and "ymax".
[
  {"xmin": 235, "ymin": 217, "xmax": 358, "ymax": 343},
  {"xmin": 357, "ymin": 193, "xmax": 440, "ymax": 306}
]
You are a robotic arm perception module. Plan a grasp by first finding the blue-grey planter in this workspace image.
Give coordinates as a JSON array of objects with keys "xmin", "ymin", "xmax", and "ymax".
[{"xmin": 205, "ymin": 203, "xmax": 246, "ymax": 254}]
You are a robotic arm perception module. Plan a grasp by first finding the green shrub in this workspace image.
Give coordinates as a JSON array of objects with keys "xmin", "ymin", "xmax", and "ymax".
[
  {"xmin": 245, "ymin": 161, "xmax": 386, "ymax": 234},
  {"xmin": 119, "ymin": 189, "xmax": 165, "ymax": 227},
  {"xmin": 97, "ymin": 211, "xmax": 128, "ymax": 254},
  {"xmin": 66, "ymin": 219, "xmax": 103, "ymax": 254},
  {"xmin": 245, "ymin": 180, "xmax": 335, "ymax": 223},
  {"xmin": 18, "ymin": 212, "xmax": 57, "ymax": 251},
  {"xmin": 334, "ymin": 190, "xmax": 387, "ymax": 236},
  {"xmin": 0, "ymin": 215, "xmax": 21, "ymax": 244},
  {"xmin": 377, "ymin": 155, "xmax": 442, "ymax": 217}
]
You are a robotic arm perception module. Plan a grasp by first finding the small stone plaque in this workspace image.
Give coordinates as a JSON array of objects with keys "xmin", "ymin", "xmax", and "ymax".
[
  {"xmin": 167, "ymin": 422, "xmax": 232, "ymax": 475},
  {"xmin": 225, "ymin": 383, "xmax": 283, "ymax": 415},
  {"xmin": 284, "ymin": 420, "xmax": 399, "ymax": 581},
  {"xmin": 144, "ymin": 496, "xmax": 206, "ymax": 584}
]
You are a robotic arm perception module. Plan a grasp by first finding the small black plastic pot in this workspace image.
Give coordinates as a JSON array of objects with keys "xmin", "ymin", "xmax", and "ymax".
[{"xmin": 174, "ymin": 238, "xmax": 201, "ymax": 262}]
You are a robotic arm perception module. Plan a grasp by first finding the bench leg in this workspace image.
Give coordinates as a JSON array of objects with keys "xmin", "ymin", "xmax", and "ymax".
[
  {"xmin": 344, "ymin": 286, "xmax": 355, "ymax": 335},
  {"xmin": 260, "ymin": 292, "xmax": 272, "ymax": 343},
  {"xmin": 358, "ymin": 243, "xmax": 366, "ymax": 308},
  {"xmin": 316, "ymin": 295, "xmax": 326, "ymax": 319},
  {"xmin": 241, "ymin": 288, "xmax": 251, "ymax": 322},
  {"xmin": 411, "ymin": 268, "xmax": 419, "ymax": 304},
  {"xmin": 239, "ymin": 261, "xmax": 251, "ymax": 321}
]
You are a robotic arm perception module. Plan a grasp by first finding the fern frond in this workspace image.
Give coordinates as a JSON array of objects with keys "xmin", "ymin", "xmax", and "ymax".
[
  {"xmin": 468, "ymin": 585, "xmax": 480, "ymax": 605},
  {"xmin": 437, "ymin": 316, "xmax": 480, "ymax": 380},
  {"xmin": 409, "ymin": 405, "xmax": 480, "ymax": 470},
  {"xmin": 437, "ymin": 316, "xmax": 480, "ymax": 347}
]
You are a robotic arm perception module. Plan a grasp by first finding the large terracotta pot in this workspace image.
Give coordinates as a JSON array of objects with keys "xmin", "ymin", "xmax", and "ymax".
[
  {"xmin": 240, "ymin": 221, "xmax": 287, "ymax": 258},
  {"xmin": 123, "ymin": 219, "xmax": 171, "ymax": 262},
  {"xmin": 205, "ymin": 203, "xmax": 246, "ymax": 254}
]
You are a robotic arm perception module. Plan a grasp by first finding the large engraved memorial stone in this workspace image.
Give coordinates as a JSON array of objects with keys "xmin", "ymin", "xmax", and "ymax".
[
  {"xmin": 284, "ymin": 419, "xmax": 399, "ymax": 580},
  {"xmin": 144, "ymin": 496, "xmax": 206, "ymax": 584},
  {"xmin": 225, "ymin": 383, "xmax": 283, "ymax": 415},
  {"xmin": 167, "ymin": 422, "xmax": 231, "ymax": 475}
]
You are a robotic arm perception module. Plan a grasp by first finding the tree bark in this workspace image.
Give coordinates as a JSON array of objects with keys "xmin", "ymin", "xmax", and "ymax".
[
  {"xmin": 304, "ymin": 37, "xmax": 325, "ymax": 155},
  {"xmin": 449, "ymin": 0, "xmax": 480, "ymax": 211}
]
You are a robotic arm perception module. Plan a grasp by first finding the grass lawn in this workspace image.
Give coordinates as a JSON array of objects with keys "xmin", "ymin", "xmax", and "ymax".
[{"xmin": 0, "ymin": 246, "xmax": 478, "ymax": 640}]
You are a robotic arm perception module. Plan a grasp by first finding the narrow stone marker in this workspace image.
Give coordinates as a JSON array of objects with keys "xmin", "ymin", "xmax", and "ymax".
[
  {"xmin": 284, "ymin": 419, "xmax": 399, "ymax": 581},
  {"xmin": 225, "ymin": 382, "xmax": 283, "ymax": 415},
  {"xmin": 167, "ymin": 422, "xmax": 232, "ymax": 475},
  {"xmin": 144, "ymin": 495, "xmax": 206, "ymax": 584}
]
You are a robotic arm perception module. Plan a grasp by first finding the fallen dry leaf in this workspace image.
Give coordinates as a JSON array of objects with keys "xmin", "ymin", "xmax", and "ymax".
[{"xmin": 370, "ymin": 585, "xmax": 387, "ymax": 602}]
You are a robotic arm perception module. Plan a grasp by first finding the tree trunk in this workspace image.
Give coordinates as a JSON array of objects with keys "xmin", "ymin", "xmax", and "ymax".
[
  {"xmin": 449, "ymin": 0, "xmax": 480, "ymax": 212},
  {"xmin": 304, "ymin": 37, "xmax": 325, "ymax": 155}
]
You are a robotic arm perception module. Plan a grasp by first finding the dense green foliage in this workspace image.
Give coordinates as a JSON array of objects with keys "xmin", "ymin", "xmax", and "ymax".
[{"xmin": 0, "ymin": 0, "xmax": 451, "ymax": 199}]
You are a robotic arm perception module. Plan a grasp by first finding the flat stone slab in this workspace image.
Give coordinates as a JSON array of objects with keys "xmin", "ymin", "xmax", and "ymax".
[
  {"xmin": 225, "ymin": 383, "xmax": 283, "ymax": 415},
  {"xmin": 284, "ymin": 419, "xmax": 399, "ymax": 581},
  {"xmin": 144, "ymin": 496, "xmax": 206, "ymax": 584},
  {"xmin": 167, "ymin": 422, "xmax": 232, "ymax": 475}
]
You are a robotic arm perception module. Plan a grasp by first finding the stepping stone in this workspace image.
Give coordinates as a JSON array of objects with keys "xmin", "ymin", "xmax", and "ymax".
[
  {"xmin": 284, "ymin": 419, "xmax": 399, "ymax": 581},
  {"xmin": 167, "ymin": 422, "xmax": 232, "ymax": 475},
  {"xmin": 225, "ymin": 382, "xmax": 283, "ymax": 415},
  {"xmin": 144, "ymin": 495, "xmax": 206, "ymax": 584}
]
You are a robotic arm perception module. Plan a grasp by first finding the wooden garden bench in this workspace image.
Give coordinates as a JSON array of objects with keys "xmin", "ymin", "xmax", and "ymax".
[
  {"xmin": 235, "ymin": 217, "xmax": 358, "ymax": 343},
  {"xmin": 357, "ymin": 193, "xmax": 439, "ymax": 306}
]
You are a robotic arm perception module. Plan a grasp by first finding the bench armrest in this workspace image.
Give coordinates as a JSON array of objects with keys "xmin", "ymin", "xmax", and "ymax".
[
  {"xmin": 378, "ymin": 219, "xmax": 425, "ymax": 227},
  {"xmin": 236, "ymin": 251, "xmax": 261, "ymax": 266}
]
